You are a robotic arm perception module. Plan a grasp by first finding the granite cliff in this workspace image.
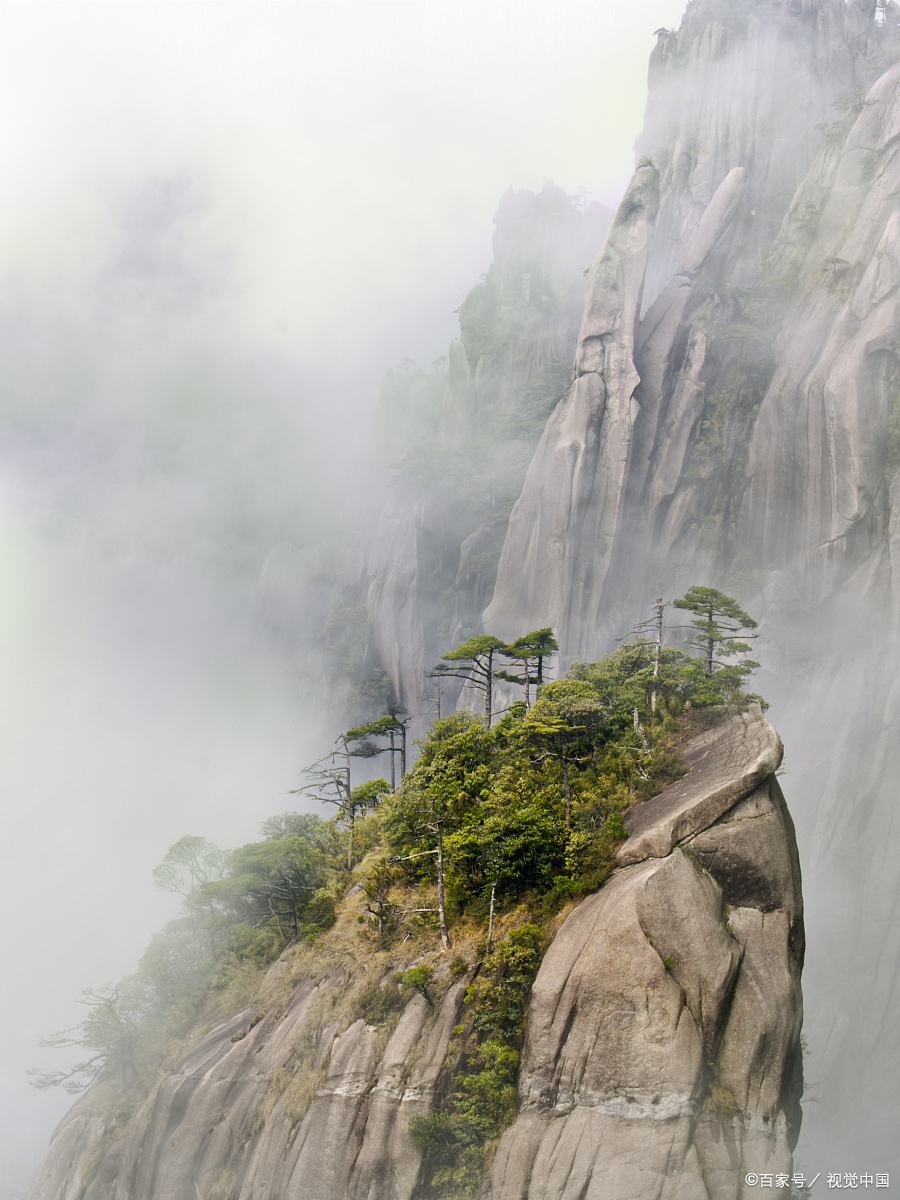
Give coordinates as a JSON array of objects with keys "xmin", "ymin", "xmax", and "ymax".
[
  {"xmin": 355, "ymin": 3, "xmax": 900, "ymax": 1158},
  {"xmin": 28, "ymin": 708, "xmax": 801, "ymax": 1200}
]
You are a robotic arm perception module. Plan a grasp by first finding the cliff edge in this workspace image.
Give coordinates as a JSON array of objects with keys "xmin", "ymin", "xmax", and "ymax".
[{"xmin": 28, "ymin": 707, "xmax": 802, "ymax": 1200}]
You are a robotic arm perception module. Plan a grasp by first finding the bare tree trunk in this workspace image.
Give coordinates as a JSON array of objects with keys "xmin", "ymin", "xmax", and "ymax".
[
  {"xmin": 389, "ymin": 731, "xmax": 396, "ymax": 790},
  {"xmin": 347, "ymin": 797, "xmax": 355, "ymax": 870},
  {"xmin": 436, "ymin": 826, "xmax": 451, "ymax": 950},
  {"xmin": 486, "ymin": 878, "xmax": 497, "ymax": 953},
  {"xmin": 400, "ymin": 722, "xmax": 407, "ymax": 778},
  {"xmin": 206, "ymin": 902, "xmax": 218, "ymax": 960},
  {"xmin": 651, "ymin": 598, "xmax": 663, "ymax": 714},
  {"xmin": 634, "ymin": 708, "xmax": 650, "ymax": 755}
]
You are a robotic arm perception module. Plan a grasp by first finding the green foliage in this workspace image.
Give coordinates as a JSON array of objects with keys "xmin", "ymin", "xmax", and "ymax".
[
  {"xmin": 151, "ymin": 835, "xmax": 228, "ymax": 897},
  {"xmin": 206, "ymin": 826, "xmax": 331, "ymax": 944},
  {"xmin": 411, "ymin": 926, "xmax": 544, "ymax": 1197},
  {"xmin": 465, "ymin": 925, "xmax": 542, "ymax": 1040},
  {"xmin": 398, "ymin": 964, "xmax": 436, "ymax": 1006},
  {"xmin": 445, "ymin": 789, "xmax": 568, "ymax": 904},
  {"xmin": 36, "ymin": 590, "xmax": 765, "ymax": 1155},
  {"xmin": 437, "ymin": 629, "xmax": 561, "ymax": 718},
  {"xmin": 527, "ymin": 677, "xmax": 607, "ymax": 740},
  {"xmin": 387, "ymin": 612, "xmax": 764, "ymax": 917},
  {"xmin": 384, "ymin": 712, "xmax": 495, "ymax": 868},
  {"xmin": 356, "ymin": 979, "xmax": 404, "ymax": 1024},
  {"xmin": 29, "ymin": 985, "xmax": 144, "ymax": 1093},
  {"xmin": 440, "ymin": 634, "xmax": 507, "ymax": 664},
  {"xmin": 499, "ymin": 627, "xmax": 558, "ymax": 689},
  {"xmin": 434, "ymin": 635, "xmax": 509, "ymax": 723},
  {"xmin": 350, "ymin": 778, "xmax": 391, "ymax": 810},
  {"xmin": 358, "ymin": 857, "xmax": 401, "ymax": 944},
  {"xmin": 302, "ymin": 890, "xmax": 337, "ymax": 938},
  {"xmin": 259, "ymin": 811, "xmax": 331, "ymax": 841},
  {"xmin": 672, "ymin": 585, "xmax": 759, "ymax": 684}
]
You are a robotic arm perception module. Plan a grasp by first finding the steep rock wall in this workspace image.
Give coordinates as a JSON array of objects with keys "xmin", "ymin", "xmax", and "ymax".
[
  {"xmin": 485, "ymin": 0, "xmax": 882, "ymax": 657},
  {"xmin": 27, "ymin": 971, "xmax": 466, "ymax": 1200}
]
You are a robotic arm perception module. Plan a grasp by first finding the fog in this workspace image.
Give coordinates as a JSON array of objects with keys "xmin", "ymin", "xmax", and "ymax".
[{"xmin": 0, "ymin": 3, "xmax": 687, "ymax": 1194}]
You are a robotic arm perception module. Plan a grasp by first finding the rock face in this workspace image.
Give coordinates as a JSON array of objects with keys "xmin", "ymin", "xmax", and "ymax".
[
  {"xmin": 481, "ymin": 162, "xmax": 660, "ymax": 645},
  {"xmin": 484, "ymin": 0, "xmax": 886, "ymax": 655},
  {"xmin": 27, "ymin": 973, "xmax": 467, "ymax": 1200},
  {"xmin": 492, "ymin": 707, "xmax": 803, "ymax": 1200},
  {"xmin": 29, "ymin": 0, "xmax": 898, "ymax": 1188}
]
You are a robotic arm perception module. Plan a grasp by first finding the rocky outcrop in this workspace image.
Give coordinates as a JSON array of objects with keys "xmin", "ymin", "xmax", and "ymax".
[
  {"xmin": 28, "ymin": 973, "xmax": 467, "ymax": 1200},
  {"xmin": 482, "ymin": 161, "xmax": 659, "ymax": 643},
  {"xmin": 492, "ymin": 706, "xmax": 803, "ymax": 1200},
  {"xmin": 29, "ymin": 709, "xmax": 801, "ymax": 1200}
]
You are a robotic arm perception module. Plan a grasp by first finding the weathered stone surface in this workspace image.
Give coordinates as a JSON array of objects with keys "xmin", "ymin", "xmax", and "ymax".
[
  {"xmin": 619, "ymin": 707, "xmax": 783, "ymax": 866},
  {"xmin": 25, "ymin": 1115, "xmax": 107, "ymax": 1200},
  {"xmin": 363, "ymin": 182, "xmax": 613, "ymax": 715},
  {"xmin": 688, "ymin": 779, "xmax": 802, "ymax": 924},
  {"xmin": 355, "ymin": 2, "xmax": 900, "ymax": 1168},
  {"xmin": 364, "ymin": 495, "xmax": 428, "ymax": 720},
  {"xmin": 483, "ymin": 0, "xmax": 878, "ymax": 660},
  {"xmin": 483, "ymin": 161, "xmax": 659, "ymax": 643},
  {"xmin": 28, "ymin": 970, "xmax": 465, "ymax": 1200},
  {"xmin": 635, "ymin": 851, "xmax": 742, "ymax": 1057},
  {"xmin": 492, "ymin": 708, "xmax": 803, "ymax": 1200},
  {"xmin": 477, "ymin": 18, "xmax": 900, "ymax": 1172}
]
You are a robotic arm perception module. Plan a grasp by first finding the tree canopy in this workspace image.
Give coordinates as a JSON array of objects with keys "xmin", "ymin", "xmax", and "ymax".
[{"xmin": 672, "ymin": 585, "xmax": 759, "ymax": 680}]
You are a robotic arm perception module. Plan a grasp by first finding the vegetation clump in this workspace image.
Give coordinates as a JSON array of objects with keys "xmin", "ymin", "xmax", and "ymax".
[{"xmin": 410, "ymin": 925, "xmax": 543, "ymax": 1198}]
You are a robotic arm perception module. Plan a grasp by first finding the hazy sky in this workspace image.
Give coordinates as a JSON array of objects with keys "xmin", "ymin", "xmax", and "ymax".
[{"xmin": 0, "ymin": 2, "xmax": 685, "ymax": 1192}]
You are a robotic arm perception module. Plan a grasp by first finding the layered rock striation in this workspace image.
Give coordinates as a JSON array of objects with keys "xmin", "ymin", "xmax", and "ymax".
[
  {"xmin": 27, "ymin": 971, "xmax": 467, "ymax": 1200},
  {"xmin": 484, "ymin": 0, "xmax": 890, "ymax": 656},
  {"xmin": 492, "ymin": 707, "xmax": 803, "ymax": 1200}
]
